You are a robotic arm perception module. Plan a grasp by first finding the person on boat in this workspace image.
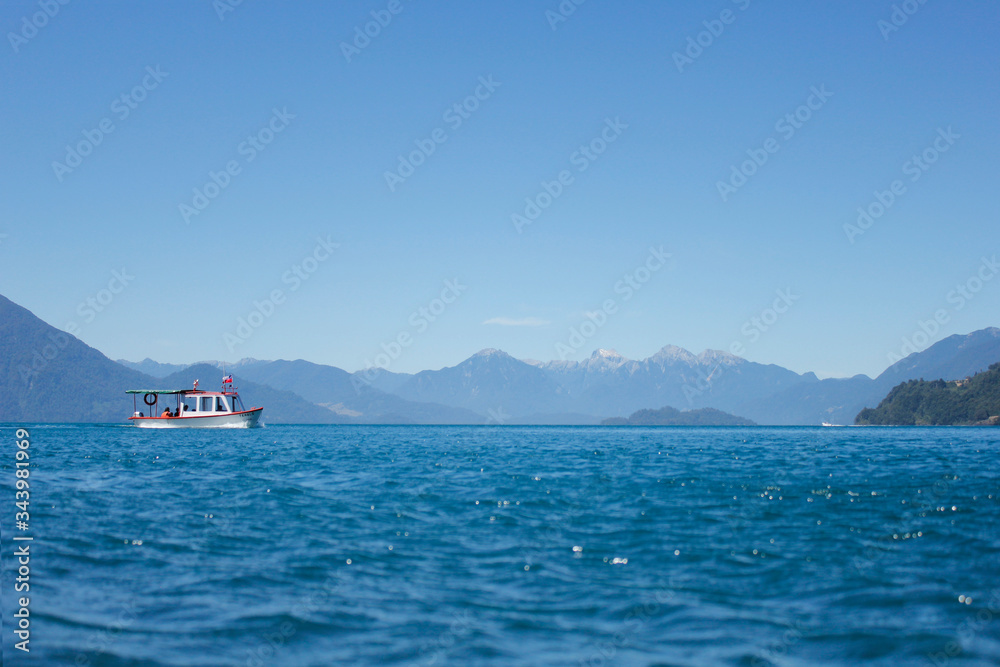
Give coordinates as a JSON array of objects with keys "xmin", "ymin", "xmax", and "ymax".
[{"xmin": 162, "ymin": 407, "xmax": 172, "ymax": 418}]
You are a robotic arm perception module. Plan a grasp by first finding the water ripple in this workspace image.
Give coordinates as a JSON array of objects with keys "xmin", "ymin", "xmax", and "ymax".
[{"xmin": 4, "ymin": 425, "xmax": 998, "ymax": 666}]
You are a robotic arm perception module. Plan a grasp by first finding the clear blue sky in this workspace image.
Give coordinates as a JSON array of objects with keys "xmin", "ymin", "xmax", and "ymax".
[{"xmin": 2, "ymin": 0, "xmax": 997, "ymax": 378}]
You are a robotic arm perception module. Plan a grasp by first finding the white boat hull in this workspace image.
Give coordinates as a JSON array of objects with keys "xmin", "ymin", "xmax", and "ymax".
[{"xmin": 130, "ymin": 408, "xmax": 262, "ymax": 429}]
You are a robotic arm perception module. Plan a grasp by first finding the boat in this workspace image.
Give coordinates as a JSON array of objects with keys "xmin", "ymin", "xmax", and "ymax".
[{"xmin": 126, "ymin": 376, "xmax": 262, "ymax": 428}]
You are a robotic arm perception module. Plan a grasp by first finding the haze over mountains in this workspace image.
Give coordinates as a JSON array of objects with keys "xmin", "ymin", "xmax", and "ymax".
[{"xmin": 3, "ymin": 293, "xmax": 1000, "ymax": 424}]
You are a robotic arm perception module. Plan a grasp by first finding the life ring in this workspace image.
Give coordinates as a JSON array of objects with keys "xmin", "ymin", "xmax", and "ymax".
[{"xmin": 143, "ymin": 393, "xmax": 157, "ymax": 406}]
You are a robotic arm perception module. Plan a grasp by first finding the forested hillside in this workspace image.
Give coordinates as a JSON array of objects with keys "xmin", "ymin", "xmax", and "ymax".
[{"xmin": 855, "ymin": 363, "xmax": 1000, "ymax": 426}]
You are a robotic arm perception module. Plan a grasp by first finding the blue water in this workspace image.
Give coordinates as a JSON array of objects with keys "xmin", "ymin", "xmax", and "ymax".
[{"xmin": 1, "ymin": 425, "xmax": 999, "ymax": 666}]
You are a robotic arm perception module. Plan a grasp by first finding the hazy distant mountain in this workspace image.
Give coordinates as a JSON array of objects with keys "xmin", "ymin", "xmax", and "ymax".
[
  {"xmin": 235, "ymin": 359, "xmax": 482, "ymax": 424},
  {"xmin": 117, "ymin": 357, "xmax": 268, "ymax": 378},
  {"xmin": 393, "ymin": 349, "xmax": 573, "ymax": 418},
  {"xmin": 372, "ymin": 334, "xmax": 1000, "ymax": 425},
  {"xmin": 877, "ymin": 328, "xmax": 1000, "ymax": 383},
  {"xmin": 351, "ymin": 367, "xmax": 413, "ymax": 394},
  {"xmin": 117, "ymin": 358, "xmax": 190, "ymax": 377},
  {"xmin": 183, "ymin": 335, "xmax": 1000, "ymax": 425},
  {"xmin": 5, "ymin": 292, "xmax": 999, "ymax": 426},
  {"xmin": 736, "ymin": 374, "xmax": 882, "ymax": 426},
  {"xmin": 538, "ymin": 347, "xmax": 813, "ymax": 419}
]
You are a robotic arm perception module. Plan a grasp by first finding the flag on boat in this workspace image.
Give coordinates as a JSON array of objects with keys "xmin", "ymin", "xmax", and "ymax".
[{"xmin": 222, "ymin": 374, "xmax": 233, "ymax": 384}]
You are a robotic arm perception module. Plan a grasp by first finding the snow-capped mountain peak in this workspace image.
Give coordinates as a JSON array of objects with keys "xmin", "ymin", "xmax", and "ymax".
[
  {"xmin": 649, "ymin": 345, "xmax": 697, "ymax": 365},
  {"xmin": 581, "ymin": 348, "xmax": 630, "ymax": 371},
  {"xmin": 697, "ymin": 349, "xmax": 743, "ymax": 366}
]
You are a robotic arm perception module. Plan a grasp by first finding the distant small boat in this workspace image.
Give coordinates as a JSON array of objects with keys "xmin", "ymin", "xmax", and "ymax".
[
  {"xmin": 821, "ymin": 422, "xmax": 839, "ymax": 427},
  {"xmin": 126, "ymin": 376, "xmax": 262, "ymax": 428}
]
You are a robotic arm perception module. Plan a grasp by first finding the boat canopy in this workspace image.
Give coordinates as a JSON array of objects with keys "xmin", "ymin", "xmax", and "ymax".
[{"xmin": 125, "ymin": 389, "xmax": 189, "ymax": 395}]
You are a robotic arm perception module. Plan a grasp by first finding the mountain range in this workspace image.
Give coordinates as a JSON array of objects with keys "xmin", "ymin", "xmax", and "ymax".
[{"xmin": 3, "ymin": 292, "xmax": 1000, "ymax": 424}]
